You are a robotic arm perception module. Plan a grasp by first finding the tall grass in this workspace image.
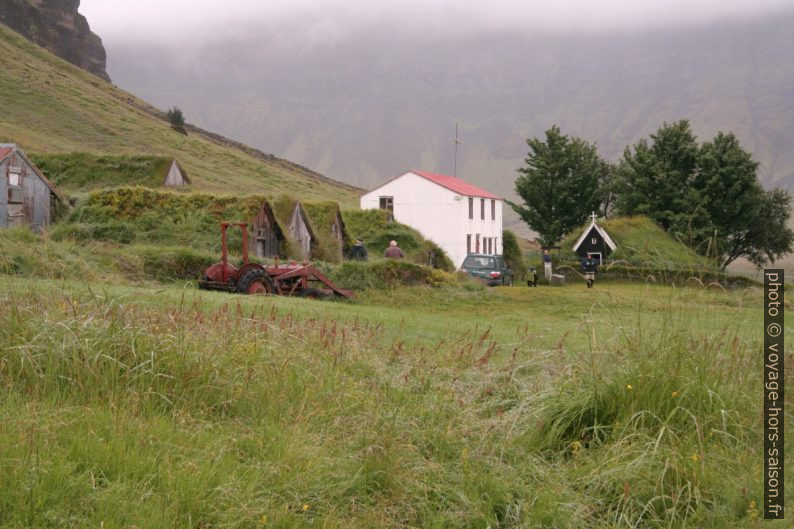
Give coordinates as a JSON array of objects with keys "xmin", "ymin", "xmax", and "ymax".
[{"xmin": 0, "ymin": 281, "xmax": 786, "ymax": 528}]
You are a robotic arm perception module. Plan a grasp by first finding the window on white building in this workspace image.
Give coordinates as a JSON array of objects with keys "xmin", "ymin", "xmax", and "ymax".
[
  {"xmin": 468, "ymin": 197, "xmax": 473, "ymax": 219},
  {"xmin": 379, "ymin": 196, "xmax": 393, "ymax": 211},
  {"xmin": 467, "ymin": 234, "xmax": 472, "ymax": 254},
  {"xmin": 491, "ymin": 200, "xmax": 495, "ymax": 220},
  {"xmin": 480, "ymin": 198, "xmax": 485, "ymax": 220},
  {"xmin": 475, "ymin": 234, "xmax": 480, "ymax": 253}
]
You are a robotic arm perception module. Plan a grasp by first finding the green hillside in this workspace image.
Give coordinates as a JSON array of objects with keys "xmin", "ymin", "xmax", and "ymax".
[
  {"xmin": 0, "ymin": 24, "xmax": 360, "ymax": 205},
  {"xmin": 29, "ymin": 153, "xmax": 173, "ymax": 191}
]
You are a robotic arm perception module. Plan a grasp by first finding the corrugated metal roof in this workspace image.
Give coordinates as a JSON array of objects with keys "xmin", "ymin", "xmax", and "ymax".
[
  {"xmin": 412, "ymin": 170, "xmax": 501, "ymax": 199},
  {"xmin": 0, "ymin": 147, "xmax": 12, "ymax": 161}
]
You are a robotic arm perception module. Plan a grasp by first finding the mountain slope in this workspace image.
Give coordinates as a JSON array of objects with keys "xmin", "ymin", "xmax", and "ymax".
[
  {"xmin": 0, "ymin": 24, "xmax": 361, "ymax": 205},
  {"xmin": 104, "ymin": 9, "xmax": 794, "ymax": 204}
]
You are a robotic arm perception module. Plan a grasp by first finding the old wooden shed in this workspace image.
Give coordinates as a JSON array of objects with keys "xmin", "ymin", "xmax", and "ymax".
[
  {"xmin": 0, "ymin": 144, "xmax": 67, "ymax": 232},
  {"xmin": 251, "ymin": 200, "xmax": 285, "ymax": 259},
  {"xmin": 163, "ymin": 159, "xmax": 191, "ymax": 187}
]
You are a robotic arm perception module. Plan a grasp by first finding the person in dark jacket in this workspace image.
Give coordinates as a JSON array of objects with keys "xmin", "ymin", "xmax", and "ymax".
[
  {"xmin": 581, "ymin": 253, "xmax": 597, "ymax": 288},
  {"xmin": 350, "ymin": 238, "xmax": 368, "ymax": 261}
]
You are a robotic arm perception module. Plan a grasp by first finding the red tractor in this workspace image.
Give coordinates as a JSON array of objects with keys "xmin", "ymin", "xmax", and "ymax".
[{"xmin": 197, "ymin": 222, "xmax": 354, "ymax": 300}]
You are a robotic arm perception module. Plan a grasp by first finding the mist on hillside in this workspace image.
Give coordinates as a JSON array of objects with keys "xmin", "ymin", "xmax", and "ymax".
[{"xmin": 83, "ymin": 2, "xmax": 794, "ymax": 233}]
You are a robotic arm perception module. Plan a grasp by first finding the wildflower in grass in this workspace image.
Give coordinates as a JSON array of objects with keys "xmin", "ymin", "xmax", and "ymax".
[
  {"xmin": 626, "ymin": 384, "xmax": 633, "ymax": 391},
  {"xmin": 690, "ymin": 453, "xmax": 700, "ymax": 462},
  {"xmin": 671, "ymin": 391, "xmax": 679, "ymax": 397},
  {"xmin": 747, "ymin": 500, "xmax": 758, "ymax": 518},
  {"xmin": 302, "ymin": 504, "xmax": 310, "ymax": 511},
  {"xmin": 571, "ymin": 441, "xmax": 582, "ymax": 458},
  {"xmin": 257, "ymin": 514, "xmax": 268, "ymax": 527}
]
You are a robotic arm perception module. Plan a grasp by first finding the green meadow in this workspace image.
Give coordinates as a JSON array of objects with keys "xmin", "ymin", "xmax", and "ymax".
[{"xmin": 0, "ymin": 275, "xmax": 789, "ymax": 528}]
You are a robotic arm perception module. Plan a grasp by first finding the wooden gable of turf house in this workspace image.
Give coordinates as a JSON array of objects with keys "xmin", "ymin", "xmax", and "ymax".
[
  {"xmin": 163, "ymin": 159, "xmax": 190, "ymax": 187},
  {"xmin": 304, "ymin": 201, "xmax": 348, "ymax": 261},
  {"xmin": 572, "ymin": 214, "xmax": 617, "ymax": 264},
  {"xmin": 251, "ymin": 200, "xmax": 285, "ymax": 259},
  {"xmin": 0, "ymin": 144, "xmax": 67, "ymax": 232},
  {"xmin": 286, "ymin": 202, "xmax": 316, "ymax": 260},
  {"xmin": 330, "ymin": 207, "xmax": 346, "ymax": 245}
]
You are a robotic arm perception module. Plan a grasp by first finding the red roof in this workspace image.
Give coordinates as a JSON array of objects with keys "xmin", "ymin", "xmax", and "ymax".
[
  {"xmin": 0, "ymin": 147, "xmax": 12, "ymax": 161},
  {"xmin": 412, "ymin": 170, "xmax": 501, "ymax": 199}
]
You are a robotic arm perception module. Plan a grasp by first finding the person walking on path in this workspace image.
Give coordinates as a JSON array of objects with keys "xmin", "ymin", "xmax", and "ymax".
[
  {"xmin": 384, "ymin": 240, "xmax": 405, "ymax": 259},
  {"xmin": 581, "ymin": 253, "xmax": 598, "ymax": 288}
]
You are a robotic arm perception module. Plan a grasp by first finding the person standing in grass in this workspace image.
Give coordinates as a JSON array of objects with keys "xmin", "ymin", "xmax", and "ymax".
[
  {"xmin": 542, "ymin": 249, "xmax": 552, "ymax": 280},
  {"xmin": 527, "ymin": 267, "xmax": 537, "ymax": 287},
  {"xmin": 384, "ymin": 240, "xmax": 405, "ymax": 259},
  {"xmin": 581, "ymin": 253, "xmax": 597, "ymax": 288}
]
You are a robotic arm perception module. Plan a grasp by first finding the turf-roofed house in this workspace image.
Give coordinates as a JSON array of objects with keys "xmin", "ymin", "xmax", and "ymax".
[
  {"xmin": 0, "ymin": 144, "xmax": 67, "ymax": 232},
  {"xmin": 360, "ymin": 170, "xmax": 503, "ymax": 268}
]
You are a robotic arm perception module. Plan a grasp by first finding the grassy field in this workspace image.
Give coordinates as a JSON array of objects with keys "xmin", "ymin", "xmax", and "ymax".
[
  {"xmin": 0, "ymin": 24, "xmax": 359, "ymax": 205},
  {"xmin": 0, "ymin": 274, "xmax": 789, "ymax": 528}
]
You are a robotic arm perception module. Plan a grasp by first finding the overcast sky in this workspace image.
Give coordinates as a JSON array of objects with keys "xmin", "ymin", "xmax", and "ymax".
[{"xmin": 81, "ymin": 0, "xmax": 794, "ymax": 46}]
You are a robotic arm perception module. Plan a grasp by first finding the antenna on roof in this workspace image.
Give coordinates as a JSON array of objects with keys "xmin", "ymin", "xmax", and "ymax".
[{"xmin": 452, "ymin": 123, "xmax": 462, "ymax": 178}]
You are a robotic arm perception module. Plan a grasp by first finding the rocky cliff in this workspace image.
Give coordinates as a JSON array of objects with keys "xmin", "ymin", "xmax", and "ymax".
[{"xmin": 0, "ymin": 0, "xmax": 109, "ymax": 81}]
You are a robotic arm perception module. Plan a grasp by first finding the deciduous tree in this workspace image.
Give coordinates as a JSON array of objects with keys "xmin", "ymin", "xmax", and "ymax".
[
  {"xmin": 616, "ymin": 122, "xmax": 793, "ymax": 268},
  {"xmin": 697, "ymin": 133, "xmax": 793, "ymax": 267},
  {"xmin": 510, "ymin": 126, "xmax": 606, "ymax": 247},
  {"xmin": 615, "ymin": 120, "xmax": 701, "ymax": 240}
]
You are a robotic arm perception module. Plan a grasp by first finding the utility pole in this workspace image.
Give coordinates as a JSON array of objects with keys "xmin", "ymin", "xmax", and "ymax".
[{"xmin": 453, "ymin": 123, "xmax": 461, "ymax": 178}]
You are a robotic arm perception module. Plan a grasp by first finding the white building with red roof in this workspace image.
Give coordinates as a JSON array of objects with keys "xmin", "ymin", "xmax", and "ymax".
[{"xmin": 360, "ymin": 170, "xmax": 503, "ymax": 268}]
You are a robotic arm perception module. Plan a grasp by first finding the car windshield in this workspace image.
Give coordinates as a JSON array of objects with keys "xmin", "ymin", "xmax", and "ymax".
[{"xmin": 463, "ymin": 256, "xmax": 496, "ymax": 269}]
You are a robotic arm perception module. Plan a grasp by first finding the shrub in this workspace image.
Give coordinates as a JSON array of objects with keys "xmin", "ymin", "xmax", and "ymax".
[
  {"xmin": 502, "ymin": 229, "xmax": 526, "ymax": 280},
  {"xmin": 166, "ymin": 106, "xmax": 187, "ymax": 133}
]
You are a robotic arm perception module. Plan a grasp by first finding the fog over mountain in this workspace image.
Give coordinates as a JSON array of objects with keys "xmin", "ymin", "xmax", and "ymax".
[{"xmin": 87, "ymin": 2, "xmax": 794, "ymax": 232}]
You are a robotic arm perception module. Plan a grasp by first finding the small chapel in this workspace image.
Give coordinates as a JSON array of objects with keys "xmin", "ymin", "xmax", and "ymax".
[{"xmin": 572, "ymin": 213, "xmax": 617, "ymax": 264}]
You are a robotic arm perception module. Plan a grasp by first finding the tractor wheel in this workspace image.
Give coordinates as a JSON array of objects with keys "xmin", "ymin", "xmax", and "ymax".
[
  {"xmin": 299, "ymin": 288, "xmax": 328, "ymax": 300},
  {"xmin": 236, "ymin": 269, "xmax": 273, "ymax": 295}
]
